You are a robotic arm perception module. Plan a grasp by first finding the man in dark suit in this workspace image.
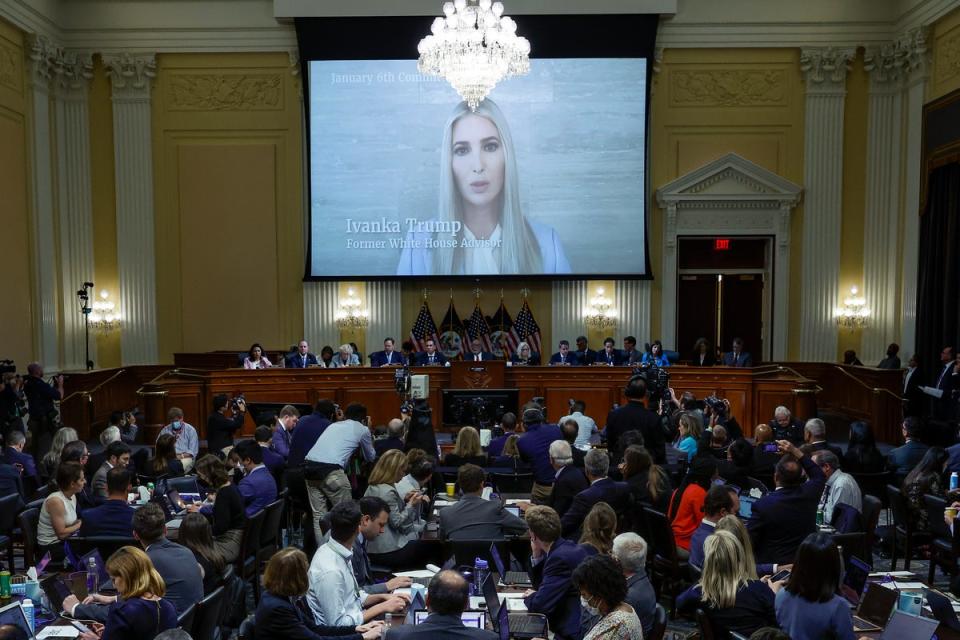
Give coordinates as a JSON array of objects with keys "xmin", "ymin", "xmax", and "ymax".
[
  {"xmin": 517, "ymin": 407, "xmax": 563, "ymax": 503},
  {"xmin": 91, "ymin": 440, "xmax": 131, "ymax": 499},
  {"xmin": 768, "ymin": 406, "xmax": 805, "ymax": 444},
  {"xmin": 597, "ymin": 338, "xmax": 623, "ymax": 366},
  {"xmin": 799, "ymin": 418, "xmax": 844, "ymax": 460},
  {"xmin": 546, "ymin": 441, "xmax": 588, "ymax": 519},
  {"xmin": 621, "ymin": 336, "xmax": 643, "ymax": 365},
  {"xmin": 387, "ymin": 571, "xmax": 497, "ymax": 640},
  {"xmin": 79, "ymin": 467, "xmax": 136, "ymax": 536},
  {"xmin": 688, "ymin": 485, "xmax": 739, "ymax": 569},
  {"xmin": 414, "ymin": 338, "xmax": 448, "ymax": 366},
  {"xmin": 922, "ymin": 346, "xmax": 957, "ymax": 420},
  {"xmin": 604, "ymin": 376, "xmax": 666, "ymax": 464},
  {"xmin": 0, "ymin": 461, "xmax": 24, "ymax": 509},
  {"xmin": 440, "ymin": 464, "xmax": 527, "ymax": 540},
  {"xmin": 903, "ymin": 354, "xmax": 924, "ymax": 417},
  {"xmin": 466, "ymin": 339, "xmax": 495, "ymax": 362},
  {"xmin": 374, "ymin": 419, "xmax": 405, "ymax": 457},
  {"xmin": 574, "ymin": 336, "xmax": 597, "ymax": 366},
  {"xmin": 206, "ymin": 393, "xmax": 247, "ymax": 454},
  {"xmin": 524, "ymin": 505, "xmax": 593, "ymax": 640},
  {"xmin": 370, "ymin": 337, "xmax": 406, "ymax": 367},
  {"xmin": 487, "ymin": 412, "xmax": 517, "ymax": 458},
  {"xmin": 748, "ymin": 440, "xmax": 826, "ymax": 565},
  {"xmin": 1, "ymin": 429, "xmax": 37, "ymax": 480},
  {"xmin": 561, "ymin": 449, "xmax": 629, "ymax": 537},
  {"xmin": 236, "ymin": 439, "xmax": 278, "ymax": 517},
  {"xmin": 285, "ymin": 340, "xmax": 320, "ymax": 368},
  {"xmin": 287, "ymin": 399, "xmax": 336, "ymax": 467},
  {"xmin": 549, "ymin": 340, "xmax": 581, "ymax": 366},
  {"xmin": 352, "ymin": 496, "xmax": 413, "ymax": 594},
  {"xmin": 721, "ymin": 337, "xmax": 753, "ymax": 367},
  {"xmin": 886, "ymin": 416, "xmax": 929, "ymax": 481}
]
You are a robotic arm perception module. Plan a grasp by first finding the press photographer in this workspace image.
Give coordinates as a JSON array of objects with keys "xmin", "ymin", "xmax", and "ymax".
[
  {"xmin": 207, "ymin": 393, "xmax": 247, "ymax": 455},
  {"xmin": 0, "ymin": 369, "xmax": 26, "ymax": 437},
  {"xmin": 24, "ymin": 362, "xmax": 63, "ymax": 457}
]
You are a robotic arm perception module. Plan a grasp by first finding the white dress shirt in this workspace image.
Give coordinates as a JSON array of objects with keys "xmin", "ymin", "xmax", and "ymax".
[
  {"xmin": 820, "ymin": 469, "xmax": 862, "ymax": 523},
  {"xmin": 307, "ymin": 538, "xmax": 369, "ymax": 626},
  {"xmin": 558, "ymin": 411, "xmax": 598, "ymax": 450}
]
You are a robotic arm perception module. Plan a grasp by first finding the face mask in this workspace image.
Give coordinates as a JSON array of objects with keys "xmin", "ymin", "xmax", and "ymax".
[
  {"xmin": 172, "ymin": 421, "xmax": 182, "ymax": 431},
  {"xmin": 580, "ymin": 596, "xmax": 600, "ymax": 617}
]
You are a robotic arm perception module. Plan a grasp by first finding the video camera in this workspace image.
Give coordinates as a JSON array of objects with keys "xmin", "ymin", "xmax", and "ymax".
[
  {"xmin": 231, "ymin": 394, "xmax": 246, "ymax": 412},
  {"xmin": 0, "ymin": 360, "xmax": 14, "ymax": 375},
  {"xmin": 632, "ymin": 362, "xmax": 671, "ymax": 407},
  {"xmin": 704, "ymin": 395, "xmax": 727, "ymax": 415}
]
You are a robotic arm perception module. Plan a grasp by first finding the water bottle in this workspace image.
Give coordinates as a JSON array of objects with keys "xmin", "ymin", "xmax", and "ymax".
[
  {"xmin": 474, "ymin": 558, "xmax": 489, "ymax": 595},
  {"xmin": 951, "ymin": 472, "xmax": 958, "ymax": 491},
  {"xmin": 86, "ymin": 557, "xmax": 99, "ymax": 595},
  {"xmin": 21, "ymin": 599, "xmax": 34, "ymax": 634},
  {"xmin": 816, "ymin": 508, "xmax": 824, "ymax": 527},
  {"xmin": 381, "ymin": 612, "xmax": 392, "ymax": 638}
]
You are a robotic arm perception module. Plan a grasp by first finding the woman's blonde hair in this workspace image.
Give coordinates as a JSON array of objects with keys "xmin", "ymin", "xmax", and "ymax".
[
  {"xmin": 432, "ymin": 99, "xmax": 541, "ymax": 275},
  {"xmin": 715, "ymin": 514, "xmax": 759, "ymax": 580},
  {"xmin": 699, "ymin": 530, "xmax": 748, "ymax": 609},
  {"xmin": 263, "ymin": 547, "xmax": 310, "ymax": 597},
  {"xmin": 43, "ymin": 427, "xmax": 79, "ymax": 469},
  {"xmin": 579, "ymin": 502, "xmax": 617, "ymax": 554},
  {"xmin": 106, "ymin": 546, "xmax": 166, "ymax": 599},
  {"xmin": 453, "ymin": 426, "xmax": 482, "ymax": 458},
  {"xmin": 502, "ymin": 434, "xmax": 520, "ymax": 457},
  {"xmin": 368, "ymin": 449, "xmax": 408, "ymax": 485}
]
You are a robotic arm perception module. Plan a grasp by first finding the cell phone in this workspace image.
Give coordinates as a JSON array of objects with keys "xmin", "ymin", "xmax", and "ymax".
[
  {"xmin": 771, "ymin": 569, "xmax": 790, "ymax": 582},
  {"xmin": 763, "ymin": 443, "xmax": 779, "ymax": 453}
]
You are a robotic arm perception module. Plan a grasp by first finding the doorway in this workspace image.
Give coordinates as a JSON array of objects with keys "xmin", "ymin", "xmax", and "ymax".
[{"xmin": 676, "ymin": 237, "xmax": 771, "ymax": 363}]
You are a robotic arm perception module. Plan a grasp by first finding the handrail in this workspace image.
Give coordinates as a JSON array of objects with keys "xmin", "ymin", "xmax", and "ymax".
[
  {"xmin": 136, "ymin": 368, "xmax": 208, "ymax": 395},
  {"xmin": 60, "ymin": 368, "xmax": 128, "ymax": 404},
  {"xmin": 751, "ymin": 364, "xmax": 816, "ymax": 382},
  {"xmin": 831, "ymin": 365, "xmax": 904, "ymax": 402}
]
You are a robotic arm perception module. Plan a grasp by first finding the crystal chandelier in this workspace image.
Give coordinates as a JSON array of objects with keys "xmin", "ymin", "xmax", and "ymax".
[
  {"xmin": 418, "ymin": 0, "xmax": 531, "ymax": 111},
  {"xmin": 89, "ymin": 290, "xmax": 122, "ymax": 334},
  {"xmin": 583, "ymin": 287, "xmax": 618, "ymax": 330},
  {"xmin": 833, "ymin": 286, "xmax": 870, "ymax": 330},
  {"xmin": 336, "ymin": 288, "xmax": 370, "ymax": 330}
]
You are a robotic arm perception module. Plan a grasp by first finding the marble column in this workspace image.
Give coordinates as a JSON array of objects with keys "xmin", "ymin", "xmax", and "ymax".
[
  {"xmin": 367, "ymin": 281, "xmax": 402, "ymax": 347},
  {"xmin": 53, "ymin": 50, "xmax": 96, "ymax": 371},
  {"xmin": 551, "ymin": 281, "xmax": 587, "ymax": 347},
  {"xmin": 616, "ymin": 280, "xmax": 652, "ymax": 346},
  {"xmin": 861, "ymin": 42, "xmax": 908, "ymax": 362},
  {"xmin": 104, "ymin": 53, "xmax": 158, "ymax": 365},
  {"xmin": 898, "ymin": 28, "xmax": 930, "ymax": 358},
  {"xmin": 302, "ymin": 281, "xmax": 341, "ymax": 351},
  {"xmin": 798, "ymin": 47, "xmax": 854, "ymax": 361},
  {"xmin": 25, "ymin": 36, "xmax": 60, "ymax": 370}
]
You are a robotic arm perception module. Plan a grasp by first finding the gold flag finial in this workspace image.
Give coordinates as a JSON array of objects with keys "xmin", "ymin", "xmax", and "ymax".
[
  {"xmin": 520, "ymin": 288, "xmax": 531, "ymax": 299},
  {"xmin": 472, "ymin": 287, "xmax": 482, "ymax": 300},
  {"xmin": 422, "ymin": 288, "xmax": 429, "ymax": 301}
]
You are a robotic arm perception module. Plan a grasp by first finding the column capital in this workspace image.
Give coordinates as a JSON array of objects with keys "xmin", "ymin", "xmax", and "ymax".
[
  {"xmin": 25, "ymin": 34, "xmax": 55, "ymax": 88},
  {"xmin": 864, "ymin": 27, "xmax": 930, "ymax": 88},
  {"xmin": 104, "ymin": 52, "xmax": 157, "ymax": 96},
  {"xmin": 800, "ymin": 47, "xmax": 855, "ymax": 92},
  {"xmin": 52, "ymin": 49, "xmax": 94, "ymax": 98}
]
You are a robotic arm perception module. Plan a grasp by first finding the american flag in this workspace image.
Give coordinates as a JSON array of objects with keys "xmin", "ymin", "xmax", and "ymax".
[
  {"xmin": 439, "ymin": 300, "xmax": 467, "ymax": 357},
  {"xmin": 487, "ymin": 301, "xmax": 519, "ymax": 356},
  {"xmin": 409, "ymin": 301, "xmax": 439, "ymax": 352},
  {"xmin": 514, "ymin": 298, "xmax": 542, "ymax": 356},
  {"xmin": 466, "ymin": 303, "xmax": 493, "ymax": 352}
]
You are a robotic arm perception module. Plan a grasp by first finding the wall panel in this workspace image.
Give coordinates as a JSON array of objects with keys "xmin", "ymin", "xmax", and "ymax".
[{"xmin": 931, "ymin": 7, "xmax": 960, "ymax": 101}]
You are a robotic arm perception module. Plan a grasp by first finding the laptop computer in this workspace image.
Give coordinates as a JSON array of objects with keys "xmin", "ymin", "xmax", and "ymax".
[
  {"xmin": 926, "ymin": 589, "xmax": 960, "ymax": 632},
  {"xmin": 489, "ymin": 542, "xmax": 531, "ymax": 586},
  {"xmin": 482, "ymin": 573, "xmax": 546, "ymax": 638},
  {"xmin": 738, "ymin": 494, "xmax": 758, "ymax": 520},
  {"xmin": 878, "ymin": 610, "xmax": 939, "ymax": 639},
  {"xmin": 40, "ymin": 574, "xmax": 76, "ymax": 614},
  {"xmin": 851, "ymin": 583, "xmax": 898, "ymax": 632},
  {"xmin": 404, "ymin": 591, "xmax": 426, "ymax": 625},
  {"xmin": 0, "ymin": 601, "xmax": 34, "ymax": 639},
  {"xmin": 62, "ymin": 546, "xmax": 114, "ymax": 592},
  {"xmin": 413, "ymin": 610, "xmax": 486, "ymax": 628},
  {"xmin": 840, "ymin": 555, "xmax": 872, "ymax": 607}
]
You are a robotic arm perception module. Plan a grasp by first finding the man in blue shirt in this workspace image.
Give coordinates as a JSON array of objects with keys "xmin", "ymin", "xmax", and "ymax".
[
  {"xmin": 255, "ymin": 425, "xmax": 285, "ymax": 475},
  {"xmin": 235, "ymin": 439, "xmax": 278, "ymax": 517},
  {"xmin": 79, "ymin": 467, "xmax": 136, "ymax": 536},
  {"xmin": 288, "ymin": 399, "xmax": 337, "ymax": 467},
  {"xmin": 270, "ymin": 404, "xmax": 299, "ymax": 458},
  {"xmin": 516, "ymin": 406, "xmax": 562, "ymax": 503}
]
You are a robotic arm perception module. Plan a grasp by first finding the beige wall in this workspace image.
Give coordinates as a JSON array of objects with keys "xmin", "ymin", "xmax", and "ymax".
[
  {"xmin": 0, "ymin": 19, "xmax": 34, "ymax": 367},
  {"xmin": 931, "ymin": 7, "xmax": 960, "ymax": 101}
]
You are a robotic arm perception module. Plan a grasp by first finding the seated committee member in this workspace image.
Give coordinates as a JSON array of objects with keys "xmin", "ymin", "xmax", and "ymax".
[
  {"xmin": 721, "ymin": 337, "xmax": 753, "ymax": 367},
  {"xmin": 621, "ymin": 336, "xmax": 643, "ymax": 365},
  {"xmin": 395, "ymin": 98, "xmax": 570, "ymax": 276},
  {"xmin": 641, "ymin": 340, "xmax": 670, "ymax": 367},
  {"xmin": 561, "ymin": 449, "xmax": 628, "ymax": 538},
  {"xmin": 286, "ymin": 340, "xmax": 321, "ymax": 368},
  {"xmin": 330, "ymin": 344, "xmax": 361, "ymax": 368},
  {"xmin": 549, "ymin": 340, "xmax": 580, "ymax": 366},
  {"xmin": 547, "ymin": 441, "xmax": 589, "ymax": 519},
  {"xmin": 690, "ymin": 337, "xmax": 715, "ymax": 367},
  {"xmin": 235, "ymin": 439, "xmax": 278, "ymax": 516},
  {"xmin": 573, "ymin": 336, "xmax": 597, "ymax": 366},
  {"xmin": 362, "ymin": 450, "xmax": 428, "ymax": 569},
  {"xmin": 466, "ymin": 338, "xmax": 495, "ymax": 362},
  {"xmin": 748, "ymin": 441, "xmax": 826, "ymax": 565},
  {"xmin": 510, "ymin": 341, "xmax": 541, "ymax": 366},
  {"xmin": 257, "ymin": 547, "xmax": 380, "ymax": 640},
  {"xmin": 206, "ymin": 393, "xmax": 247, "ymax": 455},
  {"xmin": 523, "ymin": 505, "xmax": 594, "ymax": 640},
  {"xmin": 370, "ymin": 338, "xmax": 405, "ymax": 367},
  {"xmin": 414, "ymin": 338, "xmax": 447, "ymax": 366},
  {"xmin": 443, "ymin": 426, "xmax": 488, "ymax": 467},
  {"xmin": 243, "ymin": 342, "xmax": 273, "ymax": 369},
  {"xmin": 388, "ymin": 571, "xmax": 497, "ymax": 640},
  {"xmin": 91, "ymin": 440, "xmax": 131, "ymax": 498},
  {"xmin": 596, "ymin": 338, "xmax": 623, "ymax": 366},
  {"xmin": 38, "ymin": 461, "xmax": 84, "ymax": 561},
  {"xmin": 573, "ymin": 554, "xmax": 644, "ymax": 640},
  {"xmin": 80, "ymin": 467, "xmax": 136, "ymax": 537},
  {"xmin": 439, "ymin": 464, "xmax": 527, "ymax": 540},
  {"xmin": 308, "ymin": 501, "xmax": 408, "ymax": 626},
  {"xmin": 75, "ymin": 546, "xmax": 177, "ymax": 640},
  {"xmin": 157, "ymin": 407, "xmax": 199, "ymax": 460}
]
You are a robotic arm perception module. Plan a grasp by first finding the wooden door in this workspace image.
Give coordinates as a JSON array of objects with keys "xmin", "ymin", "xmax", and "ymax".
[
  {"xmin": 720, "ymin": 274, "xmax": 764, "ymax": 364},
  {"xmin": 677, "ymin": 274, "xmax": 719, "ymax": 363}
]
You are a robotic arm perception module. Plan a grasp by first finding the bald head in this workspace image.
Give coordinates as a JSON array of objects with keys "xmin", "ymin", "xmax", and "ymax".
[
  {"xmin": 427, "ymin": 570, "xmax": 470, "ymax": 615},
  {"xmin": 387, "ymin": 418, "xmax": 404, "ymax": 438},
  {"xmin": 755, "ymin": 424, "xmax": 773, "ymax": 443}
]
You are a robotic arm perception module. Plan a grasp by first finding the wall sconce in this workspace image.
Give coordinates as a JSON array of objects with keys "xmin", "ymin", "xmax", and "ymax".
[
  {"xmin": 89, "ymin": 290, "xmax": 122, "ymax": 334},
  {"xmin": 583, "ymin": 287, "xmax": 617, "ymax": 329},
  {"xmin": 834, "ymin": 286, "xmax": 870, "ymax": 330},
  {"xmin": 336, "ymin": 287, "xmax": 370, "ymax": 329}
]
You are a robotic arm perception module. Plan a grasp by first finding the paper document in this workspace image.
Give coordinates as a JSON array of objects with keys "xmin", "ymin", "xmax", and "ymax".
[
  {"xmin": 394, "ymin": 569, "xmax": 437, "ymax": 579},
  {"xmin": 37, "ymin": 627, "xmax": 81, "ymax": 639},
  {"xmin": 868, "ymin": 571, "xmax": 914, "ymax": 577},
  {"xmin": 921, "ymin": 385, "xmax": 944, "ymax": 399}
]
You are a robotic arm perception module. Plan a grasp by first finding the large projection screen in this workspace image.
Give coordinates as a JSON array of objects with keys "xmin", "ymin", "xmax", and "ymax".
[{"xmin": 297, "ymin": 15, "xmax": 657, "ymax": 280}]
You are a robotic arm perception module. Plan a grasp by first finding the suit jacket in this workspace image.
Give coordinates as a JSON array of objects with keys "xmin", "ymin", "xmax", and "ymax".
[
  {"xmin": 751, "ymin": 446, "xmax": 780, "ymax": 478},
  {"xmin": 285, "ymin": 352, "xmax": 320, "ymax": 368},
  {"xmin": 370, "ymin": 350, "xmax": 406, "ymax": 367},
  {"xmin": 78, "ymin": 499, "xmax": 135, "ymax": 537},
  {"xmin": 548, "ymin": 351, "xmax": 581, "ymax": 366},
  {"xmin": 689, "ymin": 352, "xmax": 716, "ymax": 367},
  {"xmin": 363, "ymin": 483, "xmax": 422, "ymax": 554},
  {"xmin": 768, "ymin": 419, "xmax": 805, "ymax": 445},
  {"xmin": 374, "ymin": 436, "xmax": 405, "ymax": 458},
  {"xmin": 439, "ymin": 494, "xmax": 527, "ymax": 540},
  {"xmin": 548, "ymin": 465, "xmax": 588, "ymax": 519},
  {"xmin": 509, "ymin": 352, "xmax": 542, "ymax": 366},
  {"xmin": 261, "ymin": 447, "xmax": 286, "ymax": 476},
  {"xmin": 91, "ymin": 461, "xmax": 112, "ymax": 498},
  {"xmin": 748, "ymin": 455, "xmax": 826, "ymax": 565},
  {"xmin": 903, "ymin": 367, "xmax": 924, "ymax": 417},
  {"xmin": 328, "ymin": 353, "xmax": 360, "ymax": 368},
  {"xmin": 604, "ymin": 401, "xmax": 666, "ymax": 464},
  {"xmin": 465, "ymin": 351, "xmax": 495, "ymax": 362},
  {"xmin": 574, "ymin": 348, "xmax": 597, "ymax": 366},
  {"xmin": 2, "ymin": 447, "xmax": 37, "ymax": 479},
  {"xmin": 525, "ymin": 539, "xmax": 594, "ymax": 640},
  {"xmin": 722, "ymin": 351, "xmax": 753, "ymax": 367},
  {"xmin": 206, "ymin": 411, "xmax": 246, "ymax": 454},
  {"xmin": 596, "ymin": 349, "xmax": 624, "ymax": 366},
  {"xmin": 255, "ymin": 591, "xmax": 363, "ymax": 640},
  {"xmin": 145, "ymin": 538, "xmax": 204, "ymax": 615},
  {"xmin": 621, "ymin": 349, "xmax": 643, "ymax": 365},
  {"xmin": 414, "ymin": 351, "xmax": 447, "ymax": 366},
  {"xmin": 238, "ymin": 465, "xmax": 278, "ymax": 517},
  {"xmin": 385, "ymin": 613, "xmax": 497, "ymax": 640},
  {"xmin": 886, "ymin": 439, "xmax": 929, "ymax": 480},
  {"xmin": 934, "ymin": 362, "xmax": 958, "ymax": 419},
  {"xmin": 351, "ymin": 535, "xmax": 388, "ymax": 595},
  {"xmin": 801, "ymin": 441, "xmax": 844, "ymax": 462},
  {"xmin": 560, "ymin": 477, "xmax": 630, "ymax": 537},
  {"xmin": 0, "ymin": 463, "xmax": 24, "ymax": 508}
]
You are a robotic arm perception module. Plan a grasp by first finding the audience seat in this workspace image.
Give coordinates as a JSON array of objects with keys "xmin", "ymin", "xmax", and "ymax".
[
  {"xmin": 648, "ymin": 604, "xmax": 668, "ymax": 640},
  {"xmin": 0, "ymin": 493, "xmax": 19, "ymax": 570},
  {"xmin": 861, "ymin": 495, "xmax": 882, "ymax": 559},
  {"xmin": 642, "ymin": 507, "xmax": 691, "ymax": 619},
  {"xmin": 851, "ymin": 471, "xmax": 892, "ymax": 507},
  {"xmin": 883, "ymin": 484, "xmax": 930, "ymax": 571},
  {"xmin": 67, "ymin": 536, "xmax": 138, "ymax": 560},
  {"xmin": 192, "ymin": 584, "xmax": 226, "ymax": 640},
  {"xmin": 235, "ymin": 509, "xmax": 266, "ymax": 603},
  {"xmin": 924, "ymin": 493, "xmax": 958, "ymax": 585},
  {"xmin": 257, "ymin": 498, "xmax": 286, "ymax": 570},
  {"xmin": 177, "ymin": 600, "xmax": 197, "ymax": 636},
  {"xmin": 695, "ymin": 608, "xmax": 716, "ymax": 640},
  {"xmin": 16, "ymin": 507, "xmax": 40, "ymax": 569},
  {"xmin": 488, "ymin": 470, "xmax": 534, "ymax": 494},
  {"xmin": 165, "ymin": 476, "xmax": 201, "ymax": 494}
]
